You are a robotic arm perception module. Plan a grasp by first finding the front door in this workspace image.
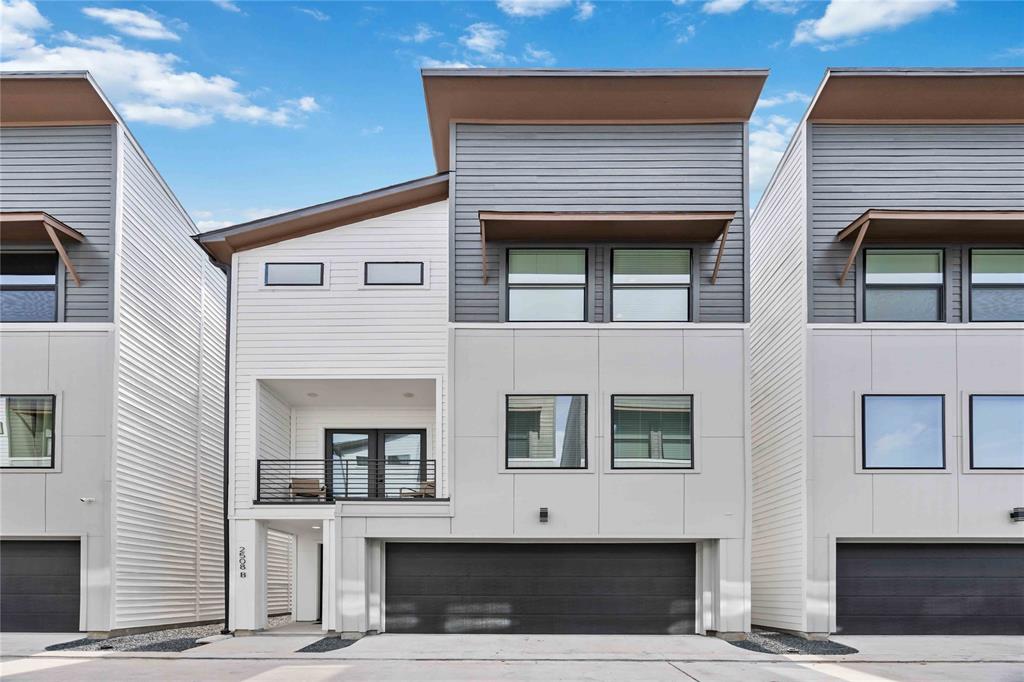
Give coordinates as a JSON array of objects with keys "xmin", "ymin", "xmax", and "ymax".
[{"xmin": 325, "ymin": 429, "xmax": 427, "ymax": 499}]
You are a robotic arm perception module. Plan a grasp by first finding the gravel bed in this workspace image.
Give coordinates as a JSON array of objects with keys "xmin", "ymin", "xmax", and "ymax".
[
  {"xmin": 44, "ymin": 615, "xmax": 295, "ymax": 653},
  {"xmin": 729, "ymin": 629, "xmax": 859, "ymax": 656},
  {"xmin": 297, "ymin": 637, "xmax": 357, "ymax": 653}
]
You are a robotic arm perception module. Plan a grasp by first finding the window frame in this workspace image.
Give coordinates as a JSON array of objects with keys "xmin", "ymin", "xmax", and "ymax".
[
  {"xmin": 968, "ymin": 394, "xmax": 1024, "ymax": 470},
  {"xmin": 263, "ymin": 261, "xmax": 325, "ymax": 288},
  {"xmin": 1, "ymin": 394, "xmax": 57, "ymax": 470},
  {"xmin": 363, "ymin": 261, "xmax": 425, "ymax": 287},
  {"xmin": 862, "ymin": 248, "xmax": 946, "ymax": 323},
  {"xmin": 0, "ymin": 250, "xmax": 60, "ymax": 323},
  {"xmin": 968, "ymin": 248, "xmax": 1024, "ymax": 323},
  {"xmin": 504, "ymin": 393, "xmax": 588, "ymax": 470},
  {"xmin": 609, "ymin": 249, "xmax": 692, "ymax": 323},
  {"xmin": 505, "ymin": 248, "xmax": 588, "ymax": 323},
  {"xmin": 860, "ymin": 394, "xmax": 946, "ymax": 471},
  {"xmin": 610, "ymin": 393, "xmax": 695, "ymax": 470}
]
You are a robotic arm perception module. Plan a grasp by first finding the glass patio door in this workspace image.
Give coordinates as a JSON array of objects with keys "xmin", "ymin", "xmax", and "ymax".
[{"xmin": 325, "ymin": 429, "xmax": 426, "ymax": 499}]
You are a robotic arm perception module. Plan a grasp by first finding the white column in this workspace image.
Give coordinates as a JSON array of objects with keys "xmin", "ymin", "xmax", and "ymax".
[
  {"xmin": 338, "ymin": 519, "xmax": 368, "ymax": 636},
  {"xmin": 322, "ymin": 519, "xmax": 338, "ymax": 633},
  {"xmin": 232, "ymin": 519, "xmax": 267, "ymax": 633}
]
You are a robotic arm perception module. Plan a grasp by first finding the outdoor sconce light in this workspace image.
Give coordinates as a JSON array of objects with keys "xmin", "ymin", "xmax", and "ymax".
[
  {"xmin": 1011, "ymin": 507, "xmax": 1024, "ymax": 522},
  {"xmin": 539, "ymin": 507, "xmax": 549, "ymax": 523}
]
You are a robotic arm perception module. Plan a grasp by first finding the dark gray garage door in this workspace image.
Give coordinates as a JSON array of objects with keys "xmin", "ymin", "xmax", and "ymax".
[
  {"xmin": 837, "ymin": 543, "xmax": 1024, "ymax": 635},
  {"xmin": 0, "ymin": 540, "xmax": 80, "ymax": 632},
  {"xmin": 385, "ymin": 543, "xmax": 696, "ymax": 634}
]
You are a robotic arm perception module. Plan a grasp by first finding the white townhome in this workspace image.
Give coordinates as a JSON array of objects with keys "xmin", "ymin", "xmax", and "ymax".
[
  {"xmin": 751, "ymin": 68, "xmax": 1024, "ymax": 637},
  {"xmin": 198, "ymin": 68, "xmax": 767, "ymax": 638},
  {"xmin": 0, "ymin": 72, "xmax": 226, "ymax": 635}
]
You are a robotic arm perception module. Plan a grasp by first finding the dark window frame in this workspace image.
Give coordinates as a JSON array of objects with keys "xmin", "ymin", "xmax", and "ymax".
[
  {"xmin": 968, "ymin": 248, "xmax": 1024, "ymax": 323},
  {"xmin": 263, "ymin": 262, "xmax": 324, "ymax": 287},
  {"xmin": 324, "ymin": 428, "xmax": 429, "ymax": 498},
  {"xmin": 969, "ymin": 394, "xmax": 1024, "ymax": 470},
  {"xmin": 610, "ymin": 393, "xmax": 695, "ymax": 470},
  {"xmin": 504, "ymin": 394, "xmax": 588, "ymax": 470},
  {"xmin": 1, "ymin": 393, "xmax": 57, "ymax": 469},
  {"xmin": 861, "ymin": 394, "xmax": 946, "ymax": 470},
  {"xmin": 609, "ymin": 248, "xmax": 692, "ymax": 323},
  {"xmin": 862, "ymin": 248, "xmax": 946, "ymax": 323},
  {"xmin": 0, "ymin": 251, "xmax": 59, "ymax": 323},
  {"xmin": 505, "ymin": 248, "xmax": 588, "ymax": 323},
  {"xmin": 363, "ymin": 261, "xmax": 425, "ymax": 286}
]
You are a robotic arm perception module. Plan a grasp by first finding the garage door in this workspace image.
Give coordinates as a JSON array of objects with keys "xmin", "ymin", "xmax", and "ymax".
[
  {"xmin": 1, "ymin": 540, "xmax": 80, "ymax": 632},
  {"xmin": 837, "ymin": 543, "xmax": 1024, "ymax": 635},
  {"xmin": 385, "ymin": 543, "xmax": 696, "ymax": 634}
]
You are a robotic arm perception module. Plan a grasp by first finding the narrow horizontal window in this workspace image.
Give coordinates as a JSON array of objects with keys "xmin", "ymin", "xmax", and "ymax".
[
  {"xmin": 970, "ymin": 249, "xmax": 1024, "ymax": 322},
  {"xmin": 506, "ymin": 395, "xmax": 587, "ymax": 469},
  {"xmin": 507, "ymin": 249, "xmax": 586, "ymax": 322},
  {"xmin": 1, "ymin": 395, "xmax": 56, "ymax": 469},
  {"xmin": 970, "ymin": 395, "xmax": 1024, "ymax": 469},
  {"xmin": 264, "ymin": 262, "xmax": 323, "ymax": 286},
  {"xmin": 864, "ymin": 249, "xmax": 943, "ymax": 322},
  {"xmin": 862, "ymin": 395, "xmax": 945, "ymax": 469},
  {"xmin": 612, "ymin": 249, "xmax": 690, "ymax": 322},
  {"xmin": 612, "ymin": 395, "xmax": 693, "ymax": 469},
  {"xmin": 364, "ymin": 262, "xmax": 424, "ymax": 286},
  {"xmin": 0, "ymin": 253, "xmax": 58, "ymax": 322}
]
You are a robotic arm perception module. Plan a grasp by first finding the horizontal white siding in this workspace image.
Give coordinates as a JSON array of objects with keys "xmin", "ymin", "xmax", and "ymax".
[
  {"xmin": 266, "ymin": 529, "xmax": 294, "ymax": 616},
  {"xmin": 257, "ymin": 383, "xmax": 291, "ymax": 461},
  {"xmin": 231, "ymin": 201, "xmax": 450, "ymax": 509},
  {"xmin": 749, "ymin": 126, "xmax": 809, "ymax": 632}
]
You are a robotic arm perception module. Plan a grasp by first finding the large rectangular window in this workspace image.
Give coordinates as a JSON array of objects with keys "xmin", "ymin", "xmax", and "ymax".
[
  {"xmin": 0, "ymin": 253, "xmax": 58, "ymax": 322},
  {"xmin": 862, "ymin": 395, "xmax": 945, "ymax": 469},
  {"xmin": 970, "ymin": 395, "xmax": 1024, "ymax": 469},
  {"xmin": 264, "ymin": 262, "xmax": 324, "ymax": 286},
  {"xmin": 506, "ymin": 395, "xmax": 587, "ymax": 469},
  {"xmin": 611, "ymin": 249, "xmax": 690, "ymax": 322},
  {"xmin": 507, "ymin": 249, "xmax": 586, "ymax": 322},
  {"xmin": 364, "ymin": 262, "xmax": 423, "ymax": 286},
  {"xmin": 0, "ymin": 395, "xmax": 56, "ymax": 469},
  {"xmin": 970, "ymin": 249, "xmax": 1024, "ymax": 322},
  {"xmin": 612, "ymin": 395, "xmax": 693, "ymax": 468},
  {"xmin": 864, "ymin": 249, "xmax": 944, "ymax": 322}
]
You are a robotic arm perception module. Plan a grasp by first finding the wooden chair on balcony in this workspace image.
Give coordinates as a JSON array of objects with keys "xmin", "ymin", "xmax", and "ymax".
[
  {"xmin": 290, "ymin": 478, "xmax": 326, "ymax": 500},
  {"xmin": 399, "ymin": 480, "xmax": 436, "ymax": 499}
]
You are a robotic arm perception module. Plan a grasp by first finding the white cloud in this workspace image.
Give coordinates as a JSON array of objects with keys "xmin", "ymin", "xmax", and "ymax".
[
  {"xmin": 756, "ymin": 0, "xmax": 802, "ymax": 14},
  {"xmin": 575, "ymin": 1, "xmax": 595, "ymax": 20},
  {"xmin": 748, "ymin": 114, "xmax": 796, "ymax": 203},
  {"xmin": 794, "ymin": 0, "xmax": 955, "ymax": 46},
  {"xmin": 702, "ymin": 0, "xmax": 803, "ymax": 14},
  {"xmin": 194, "ymin": 206, "xmax": 290, "ymax": 231},
  {"xmin": 361, "ymin": 125, "xmax": 384, "ymax": 135},
  {"xmin": 523, "ymin": 43, "xmax": 555, "ymax": 65},
  {"xmin": 702, "ymin": 0, "xmax": 748, "ymax": 13},
  {"xmin": 81, "ymin": 7, "xmax": 180, "ymax": 41},
  {"xmin": 418, "ymin": 57, "xmax": 484, "ymax": 69},
  {"xmin": 459, "ymin": 22, "xmax": 507, "ymax": 61},
  {"xmin": 1, "ymin": 2, "xmax": 320, "ymax": 129},
  {"xmin": 756, "ymin": 90, "xmax": 810, "ymax": 108},
  {"xmin": 676, "ymin": 24, "xmax": 697, "ymax": 43},
  {"xmin": 398, "ymin": 23, "xmax": 440, "ymax": 43},
  {"xmin": 296, "ymin": 7, "xmax": 330, "ymax": 22},
  {"xmin": 212, "ymin": 0, "xmax": 242, "ymax": 12},
  {"xmin": 497, "ymin": 0, "xmax": 571, "ymax": 17}
]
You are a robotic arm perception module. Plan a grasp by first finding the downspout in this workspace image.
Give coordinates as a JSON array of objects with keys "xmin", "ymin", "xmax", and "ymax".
[{"xmin": 220, "ymin": 262, "xmax": 232, "ymax": 634}]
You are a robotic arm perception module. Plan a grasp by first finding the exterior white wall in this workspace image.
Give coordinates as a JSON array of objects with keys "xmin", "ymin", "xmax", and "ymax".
[{"xmin": 265, "ymin": 529, "xmax": 294, "ymax": 616}]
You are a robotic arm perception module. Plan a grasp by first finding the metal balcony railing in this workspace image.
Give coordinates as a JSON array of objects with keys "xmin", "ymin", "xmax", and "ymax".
[{"xmin": 255, "ymin": 459, "xmax": 436, "ymax": 504}]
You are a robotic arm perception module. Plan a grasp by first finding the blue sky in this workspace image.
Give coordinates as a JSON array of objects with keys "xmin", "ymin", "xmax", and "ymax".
[{"xmin": 2, "ymin": 0, "xmax": 1021, "ymax": 230}]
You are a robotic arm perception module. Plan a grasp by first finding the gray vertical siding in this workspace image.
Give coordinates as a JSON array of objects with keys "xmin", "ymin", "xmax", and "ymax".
[
  {"xmin": 0, "ymin": 125, "xmax": 115, "ymax": 321},
  {"xmin": 453, "ymin": 123, "xmax": 747, "ymax": 322},
  {"xmin": 809, "ymin": 124, "xmax": 1024, "ymax": 323}
]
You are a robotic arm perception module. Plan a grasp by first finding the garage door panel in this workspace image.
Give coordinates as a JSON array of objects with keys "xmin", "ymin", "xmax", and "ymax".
[
  {"xmin": 394, "ymin": 575, "xmax": 691, "ymax": 597},
  {"xmin": 1, "ymin": 540, "xmax": 80, "ymax": 632},
  {"xmin": 837, "ymin": 577, "xmax": 1024, "ymax": 599}
]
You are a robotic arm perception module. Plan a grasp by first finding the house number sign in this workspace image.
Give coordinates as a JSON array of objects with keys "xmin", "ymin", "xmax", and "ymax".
[{"xmin": 238, "ymin": 546, "xmax": 247, "ymax": 578}]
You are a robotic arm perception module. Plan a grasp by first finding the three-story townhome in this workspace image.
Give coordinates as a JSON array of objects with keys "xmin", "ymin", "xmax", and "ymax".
[
  {"xmin": 200, "ymin": 68, "xmax": 766, "ymax": 638},
  {"xmin": 0, "ymin": 72, "xmax": 226, "ymax": 635},
  {"xmin": 751, "ymin": 68, "xmax": 1024, "ymax": 637}
]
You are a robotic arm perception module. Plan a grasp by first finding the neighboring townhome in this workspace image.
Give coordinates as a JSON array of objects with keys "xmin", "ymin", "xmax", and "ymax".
[
  {"xmin": 199, "ymin": 67, "xmax": 766, "ymax": 639},
  {"xmin": 0, "ymin": 72, "xmax": 226, "ymax": 635},
  {"xmin": 751, "ymin": 68, "xmax": 1024, "ymax": 637}
]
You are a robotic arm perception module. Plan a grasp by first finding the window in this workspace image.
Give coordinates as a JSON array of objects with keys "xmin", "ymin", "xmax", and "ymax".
[
  {"xmin": 0, "ymin": 253, "xmax": 58, "ymax": 322},
  {"xmin": 0, "ymin": 395, "xmax": 55, "ymax": 469},
  {"xmin": 364, "ymin": 262, "xmax": 424, "ymax": 286},
  {"xmin": 506, "ymin": 395, "xmax": 587, "ymax": 468},
  {"xmin": 864, "ymin": 249, "xmax": 944, "ymax": 322},
  {"xmin": 970, "ymin": 249, "xmax": 1024, "ymax": 322},
  {"xmin": 612, "ymin": 395, "xmax": 693, "ymax": 468},
  {"xmin": 970, "ymin": 395, "xmax": 1024, "ymax": 469},
  {"xmin": 862, "ymin": 395, "xmax": 945, "ymax": 469},
  {"xmin": 612, "ymin": 249, "xmax": 690, "ymax": 322},
  {"xmin": 507, "ymin": 249, "xmax": 586, "ymax": 322},
  {"xmin": 264, "ymin": 262, "xmax": 323, "ymax": 286}
]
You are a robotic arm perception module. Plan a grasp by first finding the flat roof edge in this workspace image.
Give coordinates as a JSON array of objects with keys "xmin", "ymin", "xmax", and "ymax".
[{"xmin": 421, "ymin": 68, "xmax": 769, "ymax": 78}]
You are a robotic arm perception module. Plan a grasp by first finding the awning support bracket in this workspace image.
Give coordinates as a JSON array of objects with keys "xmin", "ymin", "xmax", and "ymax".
[
  {"xmin": 838, "ymin": 221, "xmax": 869, "ymax": 287},
  {"xmin": 710, "ymin": 219, "xmax": 732, "ymax": 285},
  {"xmin": 44, "ymin": 224, "xmax": 82, "ymax": 286}
]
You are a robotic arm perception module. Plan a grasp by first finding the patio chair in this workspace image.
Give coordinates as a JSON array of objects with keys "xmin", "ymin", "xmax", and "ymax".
[{"xmin": 290, "ymin": 478, "xmax": 326, "ymax": 500}]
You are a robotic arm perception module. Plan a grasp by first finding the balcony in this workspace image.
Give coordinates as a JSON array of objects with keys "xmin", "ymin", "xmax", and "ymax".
[{"xmin": 255, "ymin": 458, "xmax": 437, "ymax": 504}]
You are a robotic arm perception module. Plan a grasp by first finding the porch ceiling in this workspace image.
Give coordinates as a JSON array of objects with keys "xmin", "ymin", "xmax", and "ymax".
[{"xmin": 262, "ymin": 378, "xmax": 436, "ymax": 408}]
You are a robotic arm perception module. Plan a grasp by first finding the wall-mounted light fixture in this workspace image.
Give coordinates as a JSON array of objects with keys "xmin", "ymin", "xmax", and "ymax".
[
  {"xmin": 539, "ymin": 507, "xmax": 549, "ymax": 523},
  {"xmin": 79, "ymin": 497, "xmax": 96, "ymax": 503},
  {"xmin": 1011, "ymin": 507, "xmax": 1024, "ymax": 522}
]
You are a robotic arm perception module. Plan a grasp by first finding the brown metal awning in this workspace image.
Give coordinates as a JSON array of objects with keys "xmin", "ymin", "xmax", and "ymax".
[
  {"xmin": 0, "ymin": 212, "xmax": 86, "ymax": 285},
  {"xmin": 478, "ymin": 211, "xmax": 735, "ymax": 285},
  {"xmin": 835, "ymin": 209, "xmax": 1024, "ymax": 286}
]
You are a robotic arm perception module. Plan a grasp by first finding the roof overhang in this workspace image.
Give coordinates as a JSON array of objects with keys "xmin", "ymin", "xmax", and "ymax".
[
  {"xmin": 0, "ymin": 211, "xmax": 87, "ymax": 285},
  {"xmin": 478, "ymin": 210, "xmax": 735, "ymax": 285},
  {"xmin": 194, "ymin": 173, "xmax": 450, "ymax": 266},
  {"xmin": 422, "ymin": 68, "xmax": 769, "ymax": 171},
  {"xmin": 835, "ymin": 209, "xmax": 1024, "ymax": 285},
  {"xmin": 808, "ymin": 69, "xmax": 1024, "ymax": 123},
  {"xmin": 0, "ymin": 72, "xmax": 117, "ymax": 126}
]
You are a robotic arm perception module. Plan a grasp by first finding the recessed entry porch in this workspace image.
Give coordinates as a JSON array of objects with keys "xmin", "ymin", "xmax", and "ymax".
[{"xmin": 252, "ymin": 378, "xmax": 444, "ymax": 504}]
